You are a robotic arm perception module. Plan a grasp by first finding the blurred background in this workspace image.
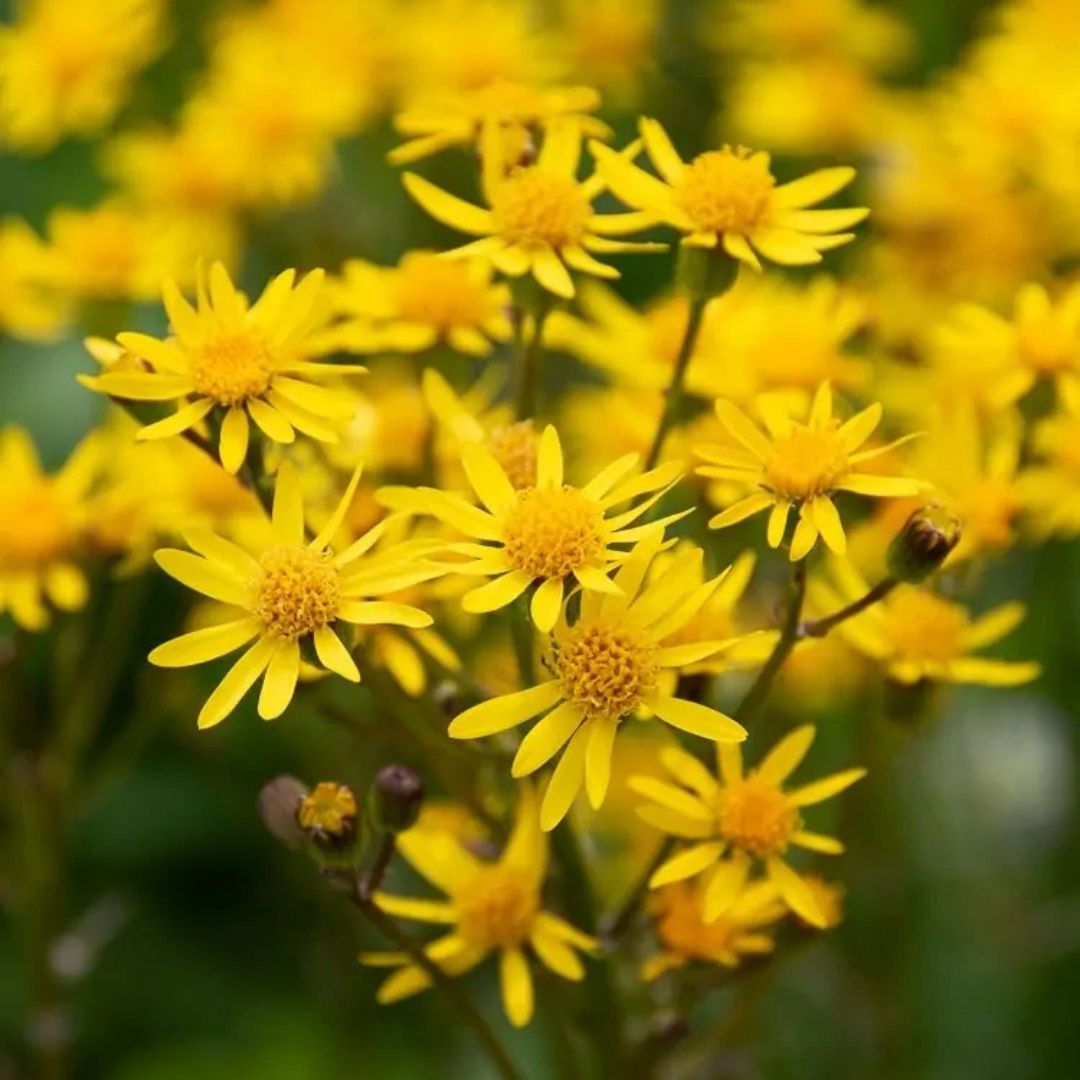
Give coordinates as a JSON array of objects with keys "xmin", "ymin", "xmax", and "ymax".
[{"xmin": 2, "ymin": 1, "xmax": 1080, "ymax": 1077}]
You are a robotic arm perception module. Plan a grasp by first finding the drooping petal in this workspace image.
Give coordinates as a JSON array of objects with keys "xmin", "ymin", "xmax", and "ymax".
[
  {"xmin": 649, "ymin": 695, "xmax": 747, "ymax": 743},
  {"xmin": 313, "ymin": 625, "xmax": 361, "ymax": 682},
  {"xmin": 219, "ymin": 406, "xmax": 250, "ymax": 474},
  {"xmin": 648, "ymin": 841, "xmax": 725, "ymax": 888},
  {"xmin": 511, "ymin": 702, "xmax": 584, "ymax": 777},
  {"xmin": 258, "ymin": 640, "xmax": 301, "ymax": 720},
  {"xmin": 499, "ymin": 947, "xmax": 534, "ymax": 1028},
  {"xmin": 539, "ymin": 725, "xmax": 589, "ymax": 831},
  {"xmin": 197, "ymin": 636, "xmax": 276, "ymax": 729},
  {"xmin": 148, "ymin": 618, "xmax": 261, "ymax": 668},
  {"xmin": 584, "ymin": 717, "xmax": 618, "ymax": 809},
  {"xmin": 449, "ymin": 681, "xmax": 564, "ymax": 739}
]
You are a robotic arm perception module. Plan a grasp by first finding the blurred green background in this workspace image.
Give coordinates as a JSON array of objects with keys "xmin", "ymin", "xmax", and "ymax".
[{"xmin": 3, "ymin": 1, "xmax": 1080, "ymax": 1078}]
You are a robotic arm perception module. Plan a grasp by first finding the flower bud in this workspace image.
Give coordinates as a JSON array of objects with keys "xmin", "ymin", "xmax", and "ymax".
[
  {"xmin": 258, "ymin": 775, "xmax": 309, "ymax": 848},
  {"xmin": 297, "ymin": 781, "xmax": 360, "ymax": 852},
  {"xmin": 886, "ymin": 504, "xmax": 962, "ymax": 583},
  {"xmin": 367, "ymin": 764, "xmax": 424, "ymax": 835}
]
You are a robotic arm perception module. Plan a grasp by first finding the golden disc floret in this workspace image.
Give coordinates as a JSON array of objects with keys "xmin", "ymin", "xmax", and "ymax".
[
  {"xmin": 253, "ymin": 545, "xmax": 342, "ymax": 639},
  {"xmin": 501, "ymin": 486, "xmax": 605, "ymax": 578}
]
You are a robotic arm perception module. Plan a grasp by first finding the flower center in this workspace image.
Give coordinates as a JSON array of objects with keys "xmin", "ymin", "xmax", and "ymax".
[
  {"xmin": 654, "ymin": 883, "xmax": 738, "ymax": 961},
  {"xmin": 298, "ymin": 782, "xmax": 358, "ymax": 837},
  {"xmin": 554, "ymin": 618, "xmax": 658, "ymax": 721},
  {"xmin": 485, "ymin": 422, "xmax": 538, "ymax": 490},
  {"xmin": 763, "ymin": 423, "xmax": 850, "ymax": 500},
  {"xmin": 718, "ymin": 777, "xmax": 800, "ymax": 858},
  {"xmin": 491, "ymin": 168, "xmax": 590, "ymax": 249},
  {"xmin": 0, "ymin": 483, "xmax": 76, "ymax": 569},
  {"xmin": 455, "ymin": 866, "xmax": 539, "ymax": 949},
  {"xmin": 501, "ymin": 486, "xmax": 605, "ymax": 578},
  {"xmin": 883, "ymin": 587, "xmax": 968, "ymax": 664},
  {"xmin": 190, "ymin": 331, "xmax": 275, "ymax": 405},
  {"xmin": 393, "ymin": 253, "xmax": 493, "ymax": 332},
  {"xmin": 676, "ymin": 149, "xmax": 775, "ymax": 235},
  {"xmin": 252, "ymin": 545, "xmax": 342, "ymax": 639}
]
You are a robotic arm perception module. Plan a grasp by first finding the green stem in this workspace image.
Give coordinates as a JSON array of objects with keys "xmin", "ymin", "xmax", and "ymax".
[
  {"xmin": 512, "ymin": 296, "xmax": 553, "ymax": 421},
  {"xmin": 348, "ymin": 874, "xmax": 524, "ymax": 1080},
  {"xmin": 602, "ymin": 837, "xmax": 674, "ymax": 942},
  {"xmin": 643, "ymin": 297, "xmax": 707, "ymax": 471},
  {"xmin": 733, "ymin": 559, "xmax": 807, "ymax": 725},
  {"xmin": 800, "ymin": 577, "xmax": 897, "ymax": 639}
]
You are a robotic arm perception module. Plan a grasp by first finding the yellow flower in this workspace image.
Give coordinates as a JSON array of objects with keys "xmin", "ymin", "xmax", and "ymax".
[
  {"xmin": 1020, "ymin": 377, "xmax": 1080, "ymax": 537},
  {"xmin": 0, "ymin": 0, "xmax": 166, "ymax": 153},
  {"xmin": 641, "ymin": 878, "xmax": 786, "ymax": 981},
  {"xmin": 448, "ymin": 534, "xmax": 748, "ymax": 830},
  {"xmin": 390, "ymin": 80, "xmax": 608, "ymax": 166},
  {"xmin": 329, "ymin": 253, "xmax": 512, "ymax": 357},
  {"xmin": 696, "ymin": 383, "xmax": 923, "ymax": 560},
  {"xmin": 403, "ymin": 120, "xmax": 660, "ymax": 299},
  {"xmin": 631, "ymin": 726, "xmax": 865, "ymax": 927},
  {"xmin": 0, "ymin": 218, "xmax": 65, "ymax": 340},
  {"xmin": 934, "ymin": 282, "xmax": 1080, "ymax": 402},
  {"xmin": 361, "ymin": 787, "xmax": 595, "ymax": 1028},
  {"xmin": 0, "ymin": 427, "xmax": 100, "ymax": 631},
  {"xmin": 82, "ymin": 262, "xmax": 364, "ymax": 474},
  {"xmin": 811, "ymin": 560, "xmax": 1042, "ymax": 687},
  {"xmin": 147, "ymin": 463, "xmax": 441, "ymax": 728},
  {"xmin": 593, "ymin": 118, "xmax": 867, "ymax": 267},
  {"xmin": 379, "ymin": 425, "xmax": 683, "ymax": 631}
]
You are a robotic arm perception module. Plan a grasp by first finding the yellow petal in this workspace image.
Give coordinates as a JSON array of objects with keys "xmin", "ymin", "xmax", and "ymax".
[
  {"xmin": 703, "ymin": 855, "xmax": 751, "ymax": 922},
  {"xmin": 787, "ymin": 767, "xmax": 867, "ymax": 807},
  {"xmin": 197, "ymin": 637, "xmax": 276, "ymax": 729},
  {"xmin": 639, "ymin": 117, "xmax": 685, "ymax": 184},
  {"xmin": 402, "ymin": 172, "xmax": 495, "ymax": 236},
  {"xmin": 811, "ymin": 497, "xmax": 846, "ymax": 554},
  {"xmin": 530, "ymin": 577, "xmax": 564, "ymax": 632},
  {"xmin": 649, "ymin": 695, "xmax": 747, "ymax": 743},
  {"xmin": 258, "ymin": 640, "xmax": 301, "ymax": 720},
  {"xmin": 154, "ymin": 549, "xmax": 250, "ymax": 607},
  {"xmin": 540, "ymin": 725, "xmax": 589, "ymax": 830},
  {"xmin": 219, "ymin": 406, "xmax": 249, "ymax": 474},
  {"xmin": 584, "ymin": 717, "xmax": 618, "ymax": 809},
  {"xmin": 461, "ymin": 443, "xmax": 516, "ymax": 516},
  {"xmin": 449, "ymin": 681, "xmax": 564, "ymax": 739},
  {"xmin": 511, "ymin": 702, "xmax": 584, "ymax": 777},
  {"xmin": 649, "ymin": 841, "xmax": 725, "ymax": 888},
  {"xmin": 530, "ymin": 930, "xmax": 584, "ymax": 981},
  {"xmin": 756, "ymin": 724, "xmax": 815, "ymax": 785},
  {"xmin": 766, "ymin": 857, "xmax": 826, "ymax": 928},
  {"xmin": 499, "ymin": 947, "xmax": 534, "ymax": 1028},
  {"xmin": 772, "ymin": 167, "xmax": 855, "ymax": 209},
  {"xmin": 708, "ymin": 492, "xmax": 773, "ymax": 530},
  {"xmin": 149, "ymin": 618, "xmax": 261, "ymax": 668},
  {"xmin": 337, "ymin": 601, "xmax": 432, "ymax": 628},
  {"xmin": 272, "ymin": 462, "xmax": 306, "ymax": 545},
  {"xmin": 461, "ymin": 570, "xmax": 533, "ymax": 613},
  {"xmin": 313, "ymin": 626, "xmax": 360, "ymax": 682}
]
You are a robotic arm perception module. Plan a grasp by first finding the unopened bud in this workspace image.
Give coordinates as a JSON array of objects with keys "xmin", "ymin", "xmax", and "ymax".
[
  {"xmin": 367, "ymin": 764, "xmax": 424, "ymax": 835},
  {"xmin": 297, "ymin": 781, "xmax": 360, "ymax": 851},
  {"xmin": 258, "ymin": 776, "xmax": 309, "ymax": 848},
  {"xmin": 886, "ymin": 504, "xmax": 961, "ymax": 583}
]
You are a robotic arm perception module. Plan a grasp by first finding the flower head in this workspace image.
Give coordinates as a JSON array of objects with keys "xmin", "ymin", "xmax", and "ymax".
[
  {"xmin": 380, "ymin": 425, "xmax": 684, "ymax": 630},
  {"xmin": 697, "ymin": 382, "xmax": 923, "ymax": 560},
  {"xmin": 448, "ymin": 534, "xmax": 748, "ymax": 830},
  {"xmin": 81, "ymin": 262, "xmax": 365, "ymax": 473},
  {"xmin": 0, "ymin": 427, "xmax": 99, "ymax": 630},
  {"xmin": 403, "ymin": 121, "xmax": 660, "ymax": 299},
  {"xmin": 148, "ymin": 463, "xmax": 442, "ymax": 728},
  {"xmin": 594, "ymin": 118, "xmax": 867, "ymax": 268},
  {"xmin": 361, "ymin": 787, "xmax": 595, "ymax": 1028},
  {"xmin": 811, "ymin": 560, "xmax": 1041, "ymax": 687},
  {"xmin": 642, "ymin": 878, "xmax": 786, "ymax": 981},
  {"xmin": 631, "ymin": 726, "xmax": 865, "ymax": 927},
  {"xmin": 329, "ymin": 253, "xmax": 512, "ymax": 357}
]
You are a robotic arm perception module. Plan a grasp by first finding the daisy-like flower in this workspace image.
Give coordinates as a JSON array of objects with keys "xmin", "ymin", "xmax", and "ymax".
[
  {"xmin": 592, "ymin": 117, "xmax": 867, "ymax": 268},
  {"xmin": 810, "ymin": 560, "xmax": 1041, "ymax": 688},
  {"xmin": 0, "ymin": 427, "xmax": 100, "ymax": 631},
  {"xmin": 361, "ymin": 787, "xmax": 596, "ymax": 1028},
  {"xmin": 148, "ymin": 463, "xmax": 443, "ymax": 729},
  {"xmin": 631, "ymin": 726, "xmax": 865, "ymax": 927},
  {"xmin": 81, "ymin": 262, "xmax": 365, "ymax": 474},
  {"xmin": 329, "ymin": 252, "xmax": 512, "ymax": 357},
  {"xmin": 696, "ymin": 382, "xmax": 924, "ymax": 560},
  {"xmin": 389, "ymin": 80, "xmax": 608, "ymax": 165},
  {"xmin": 379, "ymin": 425, "xmax": 683, "ymax": 631},
  {"xmin": 402, "ymin": 120, "xmax": 660, "ymax": 299},
  {"xmin": 641, "ymin": 878, "xmax": 786, "ymax": 981},
  {"xmin": 448, "ymin": 533, "xmax": 748, "ymax": 830}
]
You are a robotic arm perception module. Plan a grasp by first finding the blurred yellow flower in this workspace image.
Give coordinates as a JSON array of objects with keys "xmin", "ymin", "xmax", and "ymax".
[
  {"xmin": 632, "ymin": 726, "xmax": 865, "ymax": 927},
  {"xmin": 361, "ymin": 787, "xmax": 596, "ymax": 1028},
  {"xmin": 594, "ymin": 118, "xmax": 867, "ymax": 267},
  {"xmin": 1020, "ymin": 378, "xmax": 1080, "ymax": 537},
  {"xmin": 0, "ymin": 218, "xmax": 65, "ymax": 340},
  {"xmin": 329, "ymin": 253, "xmax": 512, "ymax": 357},
  {"xmin": 0, "ymin": 427, "xmax": 100, "ymax": 630},
  {"xmin": 0, "ymin": 0, "xmax": 167, "ymax": 153}
]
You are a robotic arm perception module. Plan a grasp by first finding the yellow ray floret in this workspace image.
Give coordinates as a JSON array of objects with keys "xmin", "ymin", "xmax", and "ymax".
[
  {"xmin": 593, "ymin": 117, "xmax": 868, "ymax": 268},
  {"xmin": 447, "ymin": 533, "xmax": 749, "ymax": 831},
  {"xmin": 402, "ymin": 119, "xmax": 661, "ymax": 299},
  {"xmin": 148, "ymin": 463, "xmax": 443, "ymax": 729},
  {"xmin": 81, "ymin": 262, "xmax": 365, "ymax": 473},
  {"xmin": 631, "ymin": 725, "xmax": 865, "ymax": 928},
  {"xmin": 696, "ymin": 382, "xmax": 924, "ymax": 560},
  {"xmin": 378, "ymin": 424, "xmax": 685, "ymax": 631},
  {"xmin": 360, "ymin": 787, "xmax": 596, "ymax": 1028}
]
